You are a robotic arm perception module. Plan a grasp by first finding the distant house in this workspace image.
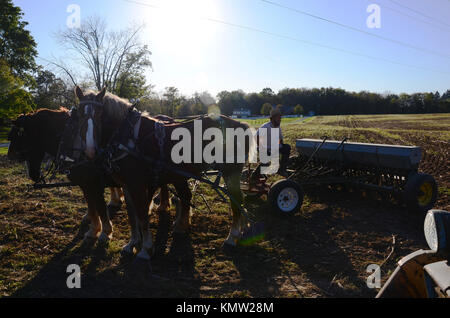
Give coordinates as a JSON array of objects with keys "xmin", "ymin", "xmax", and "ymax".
[{"xmin": 232, "ymin": 108, "xmax": 251, "ymax": 118}]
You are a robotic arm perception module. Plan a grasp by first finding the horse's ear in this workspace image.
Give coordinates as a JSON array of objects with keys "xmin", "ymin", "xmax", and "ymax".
[
  {"xmin": 96, "ymin": 86, "xmax": 107, "ymax": 102},
  {"xmin": 75, "ymin": 86, "xmax": 84, "ymax": 101}
]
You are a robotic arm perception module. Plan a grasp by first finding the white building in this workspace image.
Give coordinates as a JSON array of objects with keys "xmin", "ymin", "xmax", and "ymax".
[{"xmin": 232, "ymin": 108, "xmax": 251, "ymax": 118}]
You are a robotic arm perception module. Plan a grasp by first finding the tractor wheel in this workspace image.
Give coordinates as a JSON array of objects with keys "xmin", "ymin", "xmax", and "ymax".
[
  {"xmin": 268, "ymin": 179, "xmax": 304, "ymax": 216},
  {"xmin": 404, "ymin": 173, "xmax": 437, "ymax": 214}
]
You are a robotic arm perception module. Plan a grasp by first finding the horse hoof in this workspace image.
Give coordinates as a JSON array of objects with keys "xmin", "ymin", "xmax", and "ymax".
[
  {"xmin": 136, "ymin": 248, "xmax": 152, "ymax": 261},
  {"xmin": 132, "ymin": 257, "xmax": 152, "ymax": 274}
]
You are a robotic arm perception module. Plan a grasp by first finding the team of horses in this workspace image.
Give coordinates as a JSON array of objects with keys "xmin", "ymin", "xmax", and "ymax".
[{"xmin": 7, "ymin": 87, "xmax": 255, "ymax": 262}]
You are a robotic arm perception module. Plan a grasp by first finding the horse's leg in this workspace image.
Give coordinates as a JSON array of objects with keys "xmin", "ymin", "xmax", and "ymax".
[
  {"xmin": 97, "ymin": 187, "xmax": 113, "ymax": 242},
  {"xmin": 108, "ymin": 187, "xmax": 123, "ymax": 212},
  {"xmin": 135, "ymin": 185, "xmax": 156, "ymax": 260},
  {"xmin": 223, "ymin": 170, "xmax": 247, "ymax": 247},
  {"xmin": 172, "ymin": 179, "xmax": 192, "ymax": 234},
  {"xmin": 122, "ymin": 188, "xmax": 140, "ymax": 254},
  {"xmin": 79, "ymin": 186, "xmax": 90, "ymax": 224},
  {"xmin": 156, "ymin": 184, "xmax": 170, "ymax": 213},
  {"xmin": 81, "ymin": 187, "xmax": 102, "ymax": 239}
]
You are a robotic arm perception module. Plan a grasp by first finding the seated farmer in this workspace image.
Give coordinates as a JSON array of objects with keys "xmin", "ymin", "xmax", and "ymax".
[{"xmin": 250, "ymin": 108, "xmax": 291, "ymax": 183}]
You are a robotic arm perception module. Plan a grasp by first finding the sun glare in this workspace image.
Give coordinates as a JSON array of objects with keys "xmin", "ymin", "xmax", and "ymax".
[{"xmin": 143, "ymin": 0, "xmax": 220, "ymax": 65}]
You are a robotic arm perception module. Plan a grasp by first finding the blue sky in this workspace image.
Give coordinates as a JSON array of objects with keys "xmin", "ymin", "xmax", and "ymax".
[{"xmin": 13, "ymin": 0, "xmax": 450, "ymax": 97}]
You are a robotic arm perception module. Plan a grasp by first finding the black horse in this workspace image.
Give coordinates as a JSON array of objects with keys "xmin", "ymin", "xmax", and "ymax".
[{"xmin": 7, "ymin": 108, "xmax": 124, "ymax": 241}]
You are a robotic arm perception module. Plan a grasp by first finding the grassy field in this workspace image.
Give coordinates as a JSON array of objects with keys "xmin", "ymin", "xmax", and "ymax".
[
  {"xmin": 0, "ymin": 125, "xmax": 9, "ymax": 156},
  {"xmin": 239, "ymin": 116, "xmax": 305, "ymax": 126},
  {"xmin": 0, "ymin": 113, "xmax": 449, "ymax": 298},
  {"xmin": 0, "ymin": 125, "xmax": 9, "ymax": 144}
]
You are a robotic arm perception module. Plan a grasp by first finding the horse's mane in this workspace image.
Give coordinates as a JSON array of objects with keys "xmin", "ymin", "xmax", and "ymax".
[
  {"xmin": 36, "ymin": 107, "xmax": 70, "ymax": 115},
  {"xmin": 83, "ymin": 90, "xmax": 132, "ymax": 122},
  {"xmin": 15, "ymin": 107, "xmax": 69, "ymax": 122}
]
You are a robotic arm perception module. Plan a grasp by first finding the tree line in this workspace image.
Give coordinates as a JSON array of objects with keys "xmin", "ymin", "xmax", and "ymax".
[{"xmin": 216, "ymin": 87, "xmax": 450, "ymax": 117}]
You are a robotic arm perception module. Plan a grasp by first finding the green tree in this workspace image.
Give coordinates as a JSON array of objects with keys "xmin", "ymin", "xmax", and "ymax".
[
  {"xmin": 138, "ymin": 95, "xmax": 163, "ymax": 115},
  {"xmin": 0, "ymin": 0, "xmax": 37, "ymax": 86},
  {"xmin": 442, "ymin": 90, "xmax": 450, "ymax": 100},
  {"xmin": 175, "ymin": 102, "xmax": 192, "ymax": 117},
  {"xmin": 294, "ymin": 104, "xmax": 304, "ymax": 115},
  {"xmin": 33, "ymin": 68, "xmax": 69, "ymax": 109},
  {"xmin": 217, "ymin": 90, "xmax": 247, "ymax": 116},
  {"xmin": 261, "ymin": 103, "xmax": 272, "ymax": 116},
  {"xmin": 194, "ymin": 91, "xmax": 216, "ymax": 107},
  {"xmin": 0, "ymin": 59, "xmax": 34, "ymax": 122},
  {"xmin": 163, "ymin": 87, "xmax": 180, "ymax": 117},
  {"xmin": 245, "ymin": 92, "xmax": 264, "ymax": 115},
  {"xmin": 260, "ymin": 87, "xmax": 275, "ymax": 98},
  {"xmin": 114, "ymin": 46, "xmax": 153, "ymax": 100}
]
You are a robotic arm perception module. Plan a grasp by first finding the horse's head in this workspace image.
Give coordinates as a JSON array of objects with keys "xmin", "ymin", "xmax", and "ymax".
[
  {"xmin": 75, "ymin": 86, "xmax": 107, "ymax": 160},
  {"xmin": 8, "ymin": 115, "xmax": 31, "ymax": 162},
  {"xmin": 7, "ymin": 114, "xmax": 44, "ymax": 182}
]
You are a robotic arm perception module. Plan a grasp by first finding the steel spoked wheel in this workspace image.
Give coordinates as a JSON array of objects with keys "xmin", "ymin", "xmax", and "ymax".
[
  {"xmin": 418, "ymin": 182, "xmax": 433, "ymax": 207},
  {"xmin": 269, "ymin": 179, "xmax": 304, "ymax": 215},
  {"xmin": 404, "ymin": 173, "xmax": 438, "ymax": 214}
]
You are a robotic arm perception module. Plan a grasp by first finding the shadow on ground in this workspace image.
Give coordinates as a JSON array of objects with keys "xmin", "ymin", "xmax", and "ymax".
[{"xmin": 12, "ymin": 213, "xmax": 201, "ymax": 297}]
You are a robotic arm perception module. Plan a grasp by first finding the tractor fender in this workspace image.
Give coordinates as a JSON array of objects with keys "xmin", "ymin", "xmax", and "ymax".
[{"xmin": 376, "ymin": 249, "xmax": 446, "ymax": 298}]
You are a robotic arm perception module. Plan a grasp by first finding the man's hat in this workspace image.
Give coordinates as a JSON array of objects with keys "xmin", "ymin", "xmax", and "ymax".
[{"xmin": 270, "ymin": 107, "xmax": 281, "ymax": 117}]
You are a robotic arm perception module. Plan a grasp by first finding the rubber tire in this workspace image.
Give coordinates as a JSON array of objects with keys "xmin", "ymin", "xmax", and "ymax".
[
  {"xmin": 404, "ymin": 172, "xmax": 438, "ymax": 214},
  {"xmin": 268, "ymin": 179, "xmax": 304, "ymax": 216}
]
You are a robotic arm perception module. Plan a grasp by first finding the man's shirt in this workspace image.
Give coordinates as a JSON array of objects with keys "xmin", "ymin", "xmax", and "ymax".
[{"xmin": 257, "ymin": 121, "xmax": 283, "ymax": 151}]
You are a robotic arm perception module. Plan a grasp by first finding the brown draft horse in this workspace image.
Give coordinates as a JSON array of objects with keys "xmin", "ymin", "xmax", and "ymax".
[
  {"xmin": 7, "ymin": 108, "xmax": 124, "ymax": 241},
  {"xmin": 74, "ymin": 87, "xmax": 256, "ymax": 261}
]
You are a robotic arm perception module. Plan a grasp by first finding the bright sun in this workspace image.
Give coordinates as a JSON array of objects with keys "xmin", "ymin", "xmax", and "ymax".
[{"xmin": 143, "ymin": 0, "xmax": 220, "ymax": 64}]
